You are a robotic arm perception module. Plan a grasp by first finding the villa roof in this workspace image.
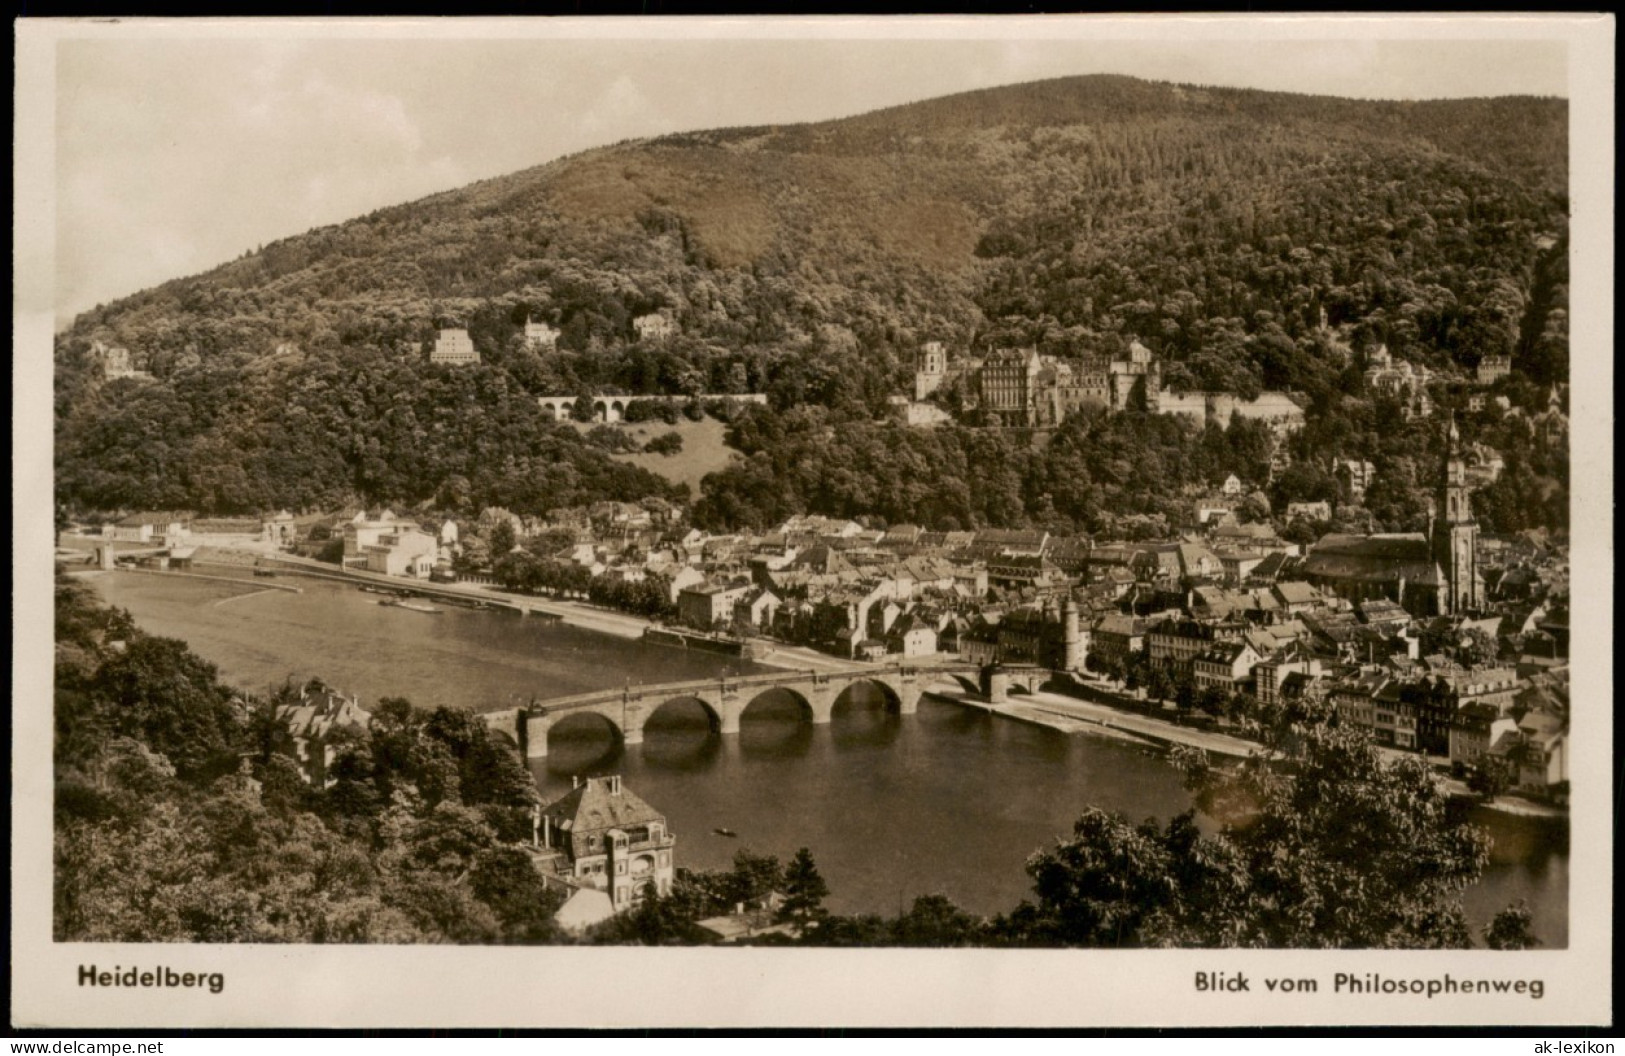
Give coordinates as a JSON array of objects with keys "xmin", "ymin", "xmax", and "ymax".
[{"xmin": 541, "ymin": 778, "xmax": 664, "ymax": 855}]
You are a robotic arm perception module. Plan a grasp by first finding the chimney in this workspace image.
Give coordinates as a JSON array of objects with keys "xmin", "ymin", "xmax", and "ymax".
[
  {"xmin": 609, "ymin": 775, "xmax": 622, "ymax": 795},
  {"xmin": 571, "ymin": 775, "xmax": 580, "ymax": 790}
]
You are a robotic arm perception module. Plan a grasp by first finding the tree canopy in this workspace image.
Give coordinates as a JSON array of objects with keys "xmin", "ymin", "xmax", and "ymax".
[{"xmin": 56, "ymin": 77, "xmax": 1566, "ymax": 533}]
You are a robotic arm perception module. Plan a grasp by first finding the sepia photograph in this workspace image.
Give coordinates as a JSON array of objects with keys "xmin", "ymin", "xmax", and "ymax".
[{"xmin": 12, "ymin": 14, "xmax": 1613, "ymax": 1029}]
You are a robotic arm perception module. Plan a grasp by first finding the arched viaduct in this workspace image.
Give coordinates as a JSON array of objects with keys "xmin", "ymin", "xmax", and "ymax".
[
  {"xmin": 536, "ymin": 393, "xmax": 767, "ymax": 424},
  {"xmin": 482, "ymin": 663, "xmax": 1039, "ymax": 758}
]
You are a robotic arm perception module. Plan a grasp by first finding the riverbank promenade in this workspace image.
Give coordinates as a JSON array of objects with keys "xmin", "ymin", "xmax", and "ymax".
[
  {"xmin": 928, "ymin": 686, "xmax": 1259, "ymax": 758},
  {"xmin": 163, "ymin": 544, "xmax": 852, "ymax": 673}
]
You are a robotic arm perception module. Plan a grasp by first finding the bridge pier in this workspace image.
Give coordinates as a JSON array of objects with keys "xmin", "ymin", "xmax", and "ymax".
[
  {"xmin": 805, "ymin": 683, "xmax": 838, "ymax": 725},
  {"xmin": 621, "ymin": 698, "xmax": 650, "ymax": 747},
  {"xmin": 524, "ymin": 714, "xmax": 554, "ymax": 759}
]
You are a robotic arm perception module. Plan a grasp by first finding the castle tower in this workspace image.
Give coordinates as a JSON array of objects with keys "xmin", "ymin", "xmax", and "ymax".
[
  {"xmin": 1430, "ymin": 416, "xmax": 1481, "ymax": 615},
  {"xmin": 915, "ymin": 341, "xmax": 947, "ymax": 401}
]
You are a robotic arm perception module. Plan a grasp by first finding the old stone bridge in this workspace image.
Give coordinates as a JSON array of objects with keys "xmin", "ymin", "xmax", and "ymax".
[{"xmin": 484, "ymin": 662, "xmax": 1047, "ymax": 758}]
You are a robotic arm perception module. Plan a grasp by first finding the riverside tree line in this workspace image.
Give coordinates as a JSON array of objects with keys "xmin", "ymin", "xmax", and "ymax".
[{"xmin": 56, "ymin": 78, "xmax": 1567, "ymax": 538}]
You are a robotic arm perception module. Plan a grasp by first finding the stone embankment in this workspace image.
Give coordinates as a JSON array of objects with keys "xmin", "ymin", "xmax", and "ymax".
[{"xmin": 927, "ymin": 686, "xmax": 1257, "ymax": 758}]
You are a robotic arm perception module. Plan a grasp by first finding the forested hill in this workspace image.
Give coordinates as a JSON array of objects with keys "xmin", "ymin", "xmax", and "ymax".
[{"xmin": 55, "ymin": 75, "xmax": 1569, "ymax": 523}]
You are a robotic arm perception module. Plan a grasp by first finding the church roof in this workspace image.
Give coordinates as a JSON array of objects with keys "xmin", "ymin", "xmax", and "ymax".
[{"xmin": 1304, "ymin": 533, "xmax": 1439, "ymax": 584}]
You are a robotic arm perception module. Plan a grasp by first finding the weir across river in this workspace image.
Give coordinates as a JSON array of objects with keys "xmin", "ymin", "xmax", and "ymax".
[{"xmin": 483, "ymin": 661, "xmax": 1048, "ymax": 758}]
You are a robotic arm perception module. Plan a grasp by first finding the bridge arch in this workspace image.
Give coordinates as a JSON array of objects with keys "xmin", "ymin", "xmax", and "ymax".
[
  {"xmin": 544, "ymin": 710, "xmax": 625, "ymax": 763},
  {"xmin": 643, "ymin": 694, "xmax": 724, "ymax": 734},
  {"xmin": 488, "ymin": 725, "xmax": 521, "ymax": 753},
  {"xmin": 832, "ymin": 676, "xmax": 905, "ymax": 715},
  {"xmin": 735, "ymin": 686, "xmax": 817, "ymax": 752},
  {"xmin": 740, "ymin": 685, "xmax": 816, "ymax": 724},
  {"xmin": 913, "ymin": 671, "xmax": 977, "ymax": 700}
]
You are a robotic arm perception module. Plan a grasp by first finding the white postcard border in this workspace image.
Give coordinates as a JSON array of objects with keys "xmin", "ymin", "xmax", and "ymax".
[{"xmin": 13, "ymin": 13, "xmax": 1614, "ymax": 1030}]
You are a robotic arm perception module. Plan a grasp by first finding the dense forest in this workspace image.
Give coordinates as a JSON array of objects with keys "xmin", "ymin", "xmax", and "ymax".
[
  {"xmin": 54, "ymin": 573, "xmax": 1535, "ymax": 948},
  {"xmin": 54, "ymin": 76, "xmax": 1569, "ymax": 531}
]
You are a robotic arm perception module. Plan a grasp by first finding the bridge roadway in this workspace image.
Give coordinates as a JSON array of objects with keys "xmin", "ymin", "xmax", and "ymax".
[{"xmin": 482, "ymin": 661, "xmax": 1042, "ymax": 758}]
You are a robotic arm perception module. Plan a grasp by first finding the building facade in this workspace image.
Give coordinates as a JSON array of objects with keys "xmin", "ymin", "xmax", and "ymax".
[
  {"xmin": 915, "ymin": 341, "xmax": 948, "ymax": 401},
  {"xmin": 430, "ymin": 328, "xmax": 479, "ymax": 365},
  {"xmin": 536, "ymin": 775, "xmax": 675, "ymax": 912},
  {"xmin": 524, "ymin": 319, "xmax": 561, "ymax": 350},
  {"xmin": 272, "ymin": 680, "xmax": 372, "ymax": 787},
  {"xmin": 1430, "ymin": 418, "xmax": 1483, "ymax": 616}
]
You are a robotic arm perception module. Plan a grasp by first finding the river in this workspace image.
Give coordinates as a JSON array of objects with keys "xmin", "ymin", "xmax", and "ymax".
[{"xmin": 86, "ymin": 567, "xmax": 1568, "ymax": 946}]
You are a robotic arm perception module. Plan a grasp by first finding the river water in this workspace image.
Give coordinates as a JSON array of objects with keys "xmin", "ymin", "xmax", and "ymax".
[{"xmin": 87, "ymin": 568, "xmax": 1568, "ymax": 946}]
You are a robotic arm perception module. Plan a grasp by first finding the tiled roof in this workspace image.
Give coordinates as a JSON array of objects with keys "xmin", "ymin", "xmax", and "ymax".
[
  {"xmin": 542, "ymin": 778, "xmax": 665, "ymax": 840},
  {"xmin": 1274, "ymin": 581, "xmax": 1320, "ymax": 604}
]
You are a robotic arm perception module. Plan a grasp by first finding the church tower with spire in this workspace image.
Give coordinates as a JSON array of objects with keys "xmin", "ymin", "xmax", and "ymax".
[{"xmin": 1430, "ymin": 415, "xmax": 1482, "ymax": 615}]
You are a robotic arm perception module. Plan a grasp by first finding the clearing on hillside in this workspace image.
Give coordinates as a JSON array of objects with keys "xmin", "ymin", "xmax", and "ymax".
[{"xmin": 567, "ymin": 416, "xmax": 740, "ymax": 496}]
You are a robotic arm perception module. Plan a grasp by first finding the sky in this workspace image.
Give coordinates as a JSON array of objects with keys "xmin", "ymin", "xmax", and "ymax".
[{"xmin": 47, "ymin": 19, "xmax": 1572, "ymax": 327}]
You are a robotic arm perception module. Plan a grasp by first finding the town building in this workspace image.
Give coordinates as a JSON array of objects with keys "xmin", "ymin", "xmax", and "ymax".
[
  {"xmin": 1286, "ymin": 501, "xmax": 1333, "ymax": 522},
  {"xmin": 633, "ymin": 312, "xmax": 677, "ymax": 343},
  {"xmin": 271, "ymin": 680, "xmax": 372, "ymax": 787},
  {"xmin": 1450, "ymin": 702, "xmax": 1513, "ymax": 769},
  {"xmin": 1192, "ymin": 640, "xmax": 1263, "ymax": 696},
  {"xmin": 92, "ymin": 339, "xmax": 154, "ymax": 382},
  {"xmin": 1252, "ymin": 646, "xmax": 1324, "ymax": 710},
  {"xmin": 1332, "ymin": 458, "xmax": 1378, "ymax": 501},
  {"xmin": 1530, "ymin": 385, "xmax": 1569, "ymax": 446},
  {"xmin": 1303, "ymin": 419, "xmax": 1482, "ymax": 617},
  {"xmin": 1503, "ymin": 711, "xmax": 1568, "ymax": 791},
  {"xmin": 343, "ymin": 511, "xmax": 439, "ymax": 577},
  {"xmin": 261, "ymin": 510, "xmax": 297, "ymax": 547},
  {"xmin": 430, "ymin": 328, "xmax": 479, "ymax": 365},
  {"xmin": 992, "ymin": 599, "xmax": 1085, "ymax": 671},
  {"xmin": 1089, "ymin": 613, "xmax": 1147, "ymax": 669},
  {"xmin": 732, "ymin": 586, "xmax": 782, "ymax": 630},
  {"xmin": 102, "ymin": 511, "xmax": 192, "ymax": 545},
  {"xmin": 677, "ymin": 579, "xmax": 754, "ymax": 631},
  {"xmin": 1147, "ymin": 618, "xmax": 1246, "ymax": 672},
  {"xmin": 1476, "ymin": 355, "xmax": 1512, "ymax": 386},
  {"xmin": 524, "ymin": 318, "xmax": 561, "ymax": 350},
  {"xmin": 1362, "ymin": 344, "xmax": 1433, "ymax": 418},
  {"xmin": 535, "ymin": 775, "xmax": 676, "ymax": 921},
  {"xmin": 1369, "ymin": 679, "xmax": 1419, "ymax": 750},
  {"xmin": 885, "ymin": 612, "xmax": 940, "ymax": 658}
]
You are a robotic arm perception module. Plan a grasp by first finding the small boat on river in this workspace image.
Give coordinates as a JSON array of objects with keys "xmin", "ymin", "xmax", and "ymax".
[
  {"xmin": 379, "ymin": 598, "xmax": 443, "ymax": 614},
  {"xmin": 712, "ymin": 827, "xmax": 738, "ymax": 838}
]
